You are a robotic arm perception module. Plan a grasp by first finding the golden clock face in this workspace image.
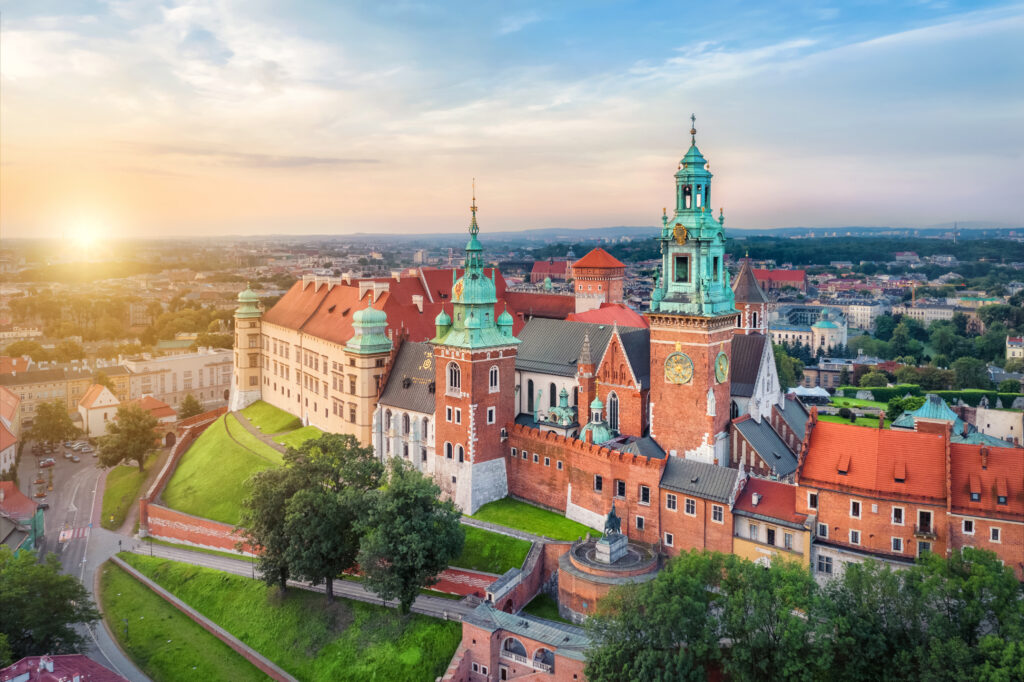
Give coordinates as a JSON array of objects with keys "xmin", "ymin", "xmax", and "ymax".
[
  {"xmin": 673, "ymin": 223, "xmax": 688, "ymax": 245},
  {"xmin": 665, "ymin": 352, "xmax": 694, "ymax": 384},
  {"xmin": 715, "ymin": 351, "xmax": 729, "ymax": 383}
]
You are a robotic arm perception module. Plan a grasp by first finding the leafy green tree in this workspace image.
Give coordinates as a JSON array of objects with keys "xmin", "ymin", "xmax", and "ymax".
[
  {"xmin": 357, "ymin": 459, "xmax": 464, "ymax": 614},
  {"xmin": 874, "ymin": 315, "xmax": 897, "ymax": 341},
  {"xmin": 998, "ymin": 379, "xmax": 1021, "ymax": 394},
  {"xmin": 52, "ymin": 339, "xmax": 85, "ymax": 363},
  {"xmin": 94, "ymin": 371, "xmax": 115, "ymax": 392},
  {"xmin": 894, "ymin": 366, "xmax": 920, "ymax": 385},
  {"xmin": 25, "ymin": 400, "xmax": 80, "ymax": 445},
  {"xmin": 177, "ymin": 393, "xmax": 204, "ymax": 419},
  {"xmin": 917, "ymin": 365, "xmax": 954, "ymax": 390},
  {"xmin": 0, "ymin": 547, "xmax": 100, "ymax": 660},
  {"xmin": 952, "ymin": 357, "xmax": 991, "ymax": 390},
  {"xmin": 2, "ymin": 340, "xmax": 50, "ymax": 361},
  {"xmin": 838, "ymin": 366, "xmax": 851, "ymax": 387},
  {"xmin": 239, "ymin": 466, "xmax": 309, "ymax": 590},
  {"xmin": 1005, "ymin": 358, "xmax": 1024, "ymax": 374},
  {"xmin": 98, "ymin": 404, "xmax": 158, "ymax": 472},
  {"xmin": 773, "ymin": 345, "xmax": 804, "ymax": 391},
  {"xmin": 859, "ymin": 371, "xmax": 888, "ymax": 388}
]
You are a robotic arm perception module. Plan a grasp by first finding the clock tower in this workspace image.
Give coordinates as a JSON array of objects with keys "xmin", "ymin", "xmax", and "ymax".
[{"xmin": 646, "ymin": 116, "xmax": 737, "ymax": 463}]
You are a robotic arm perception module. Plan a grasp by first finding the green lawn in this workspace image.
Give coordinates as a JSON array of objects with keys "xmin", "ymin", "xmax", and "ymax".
[
  {"xmin": 120, "ymin": 554, "xmax": 461, "ymax": 682},
  {"xmin": 470, "ymin": 497, "xmax": 600, "ymax": 541},
  {"xmin": 830, "ymin": 397, "xmax": 888, "ymax": 410},
  {"xmin": 819, "ymin": 414, "xmax": 891, "ymax": 428},
  {"xmin": 102, "ymin": 452, "xmax": 159, "ymax": 530},
  {"xmin": 452, "ymin": 525, "xmax": 531, "ymax": 574},
  {"xmin": 162, "ymin": 415, "xmax": 279, "ymax": 525},
  {"xmin": 273, "ymin": 425, "xmax": 324, "ymax": 449},
  {"xmin": 241, "ymin": 400, "xmax": 302, "ymax": 434},
  {"xmin": 99, "ymin": 561, "xmax": 267, "ymax": 682},
  {"xmin": 520, "ymin": 593, "xmax": 572, "ymax": 624},
  {"xmin": 225, "ymin": 414, "xmax": 284, "ymax": 465}
]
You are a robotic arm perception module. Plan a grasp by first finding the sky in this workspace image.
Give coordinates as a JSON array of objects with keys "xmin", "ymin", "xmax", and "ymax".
[{"xmin": 1, "ymin": 0, "xmax": 1022, "ymax": 241}]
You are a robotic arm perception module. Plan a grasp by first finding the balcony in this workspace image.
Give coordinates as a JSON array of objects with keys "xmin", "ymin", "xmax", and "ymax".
[
  {"xmin": 914, "ymin": 524, "xmax": 937, "ymax": 540},
  {"xmin": 498, "ymin": 651, "xmax": 553, "ymax": 674}
]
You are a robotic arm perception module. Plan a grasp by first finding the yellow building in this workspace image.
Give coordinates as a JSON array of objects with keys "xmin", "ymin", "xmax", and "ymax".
[
  {"xmin": 731, "ymin": 478, "xmax": 813, "ymax": 568},
  {"xmin": 0, "ymin": 367, "xmax": 69, "ymax": 431}
]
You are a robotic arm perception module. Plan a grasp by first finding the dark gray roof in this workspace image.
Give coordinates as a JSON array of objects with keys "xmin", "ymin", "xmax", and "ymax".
[
  {"xmin": 729, "ymin": 333, "xmax": 766, "ymax": 398},
  {"xmin": 776, "ymin": 395, "xmax": 809, "ymax": 441},
  {"xmin": 516, "ymin": 319, "xmax": 650, "ymax": 388},
  {"xmin": 734, "ymin": 417, "xmax": 798, "ymax": 477},
  {"xmin": 660, "ymin": 458, "xmax": 739, "ymax": 503},
  {"xmin": 615, "ymin": 435, "xmax": 666, "ymax": 459},
  {"xmin": 464, "ymin": 603, "xmax": 590, "ymax": 661},
  {"xmin": 377, "ymin": 342, "xmax": 436, "ymax": 414},
  {"xmin": 0, "ymin": 368, "xmax": 68, "ymax": 386},
  {"xmin": 732, "ymin": 258, "xmax": 769, "ymax": 304}
]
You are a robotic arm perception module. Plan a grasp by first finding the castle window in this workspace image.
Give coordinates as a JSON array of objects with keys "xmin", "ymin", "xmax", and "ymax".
[
  {"xmin": 445, "ymin": 442, "xmax": 453, "ymax": 459},
  {"xmin": 639, "ymin": 485, "xmax": 650, "ymax": 505},
  {"xmin": 751, "ymin": 311, "xmax": 758, "ymax": 328},
  {"xmin": 384, "ymin": 410, "xmax": 392, "ymax": 431},
  {"xmin": 422, "ymin": 417, "xmax": 429, "ymax": 438},
  {"xmin": 454, "ymin": 408, "xmax": 462, "ymax": 424},
  {"xmin": 674, "ymin": 255, "xmax": 690, "ymax": 283},
  {"xmin": 614, "ymin": 480, "xmax": 626, "ymax": 498},
  {"xmin": 683, "ymin": 184, "xmax": 692, "ymax": 209},
  {"xmin": 510, "ymin": 447, "xmax": 517, "ymax": 458},
  {"xmin": 712, "ymin": 256, "xmax": 719, "ymax": 282},
  {"xmin": 695, "ymin": 184, "xmax": 703, "ymax": 208},
  {"xmin": 712, "ymin": 504, "xmax": 724, "ymax": 523},
  {"xmin": 664, "ymin": 532, "xmax": 674, "ymax": 547},
  {"xmin": 636, "ymin": 516, "xmax": 645, "ymax": 531},
  {"xmin": 549, "ymin": 383, "xmax": 557, "ymax": 408},
  {"xmin": 685, "ymin": 498, "xmax": 696, "ymax": 516},
  {"xmin": 666, "ymin": 493, "xmax": 677, "ymax": 511},
  {"xmin": 487, "ymin": 407, "xmax": 496, "ymax": 424},
  {"xmin": 544, "ymin": 457, "xmax": 550, "ymax": 467},
  {"xmin": 489, "ymin": 366, "xmax": 499, "ymax": 392},
  {"xmin": 447, "ymin": 362, "xmax": 461, "ymax": 394},
  {"xmin": 402, "ymin": 414, "xmax": 410, "ymax": 435},
  {"xmin": 608, "ymin": 392, "xmax": 619, "ymax": 431},
  {"xmin": 527, "ymin": 379, "xmax": 534, "ymax": 412},
  {"xmin": 457, "ymin": 445, "xmax": 465, "ymax": 462},
  {"xmin": 557, "ymin": 460, "xmax": 563, "ymax": 470},
  {"xmin": 594, "ymin": 475, "xmax": 603, "ymax": 492}
]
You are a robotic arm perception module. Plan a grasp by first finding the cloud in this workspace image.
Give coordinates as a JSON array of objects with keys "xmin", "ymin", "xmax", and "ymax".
[
  {"xmin": 141, "ymin": 144, "xmax": 380, "ymax": 168},
  {"xmin": 498, "ymin": 11, "xmax": 541, "ymax": 35}
]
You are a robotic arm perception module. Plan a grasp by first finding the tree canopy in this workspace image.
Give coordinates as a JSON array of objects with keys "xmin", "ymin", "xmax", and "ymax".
[
  {"xmin": 177, "ymin": 393, "xmax": 204, "ymax": 419},
  {"xmin": 0, "ymin": 547, "xmax": 100, "ymax": 661},
  {"xmin": 25, "ymin": 400, "xmax": 80, "ymax": 445},
  {"xmin": 98, "ymin": 404, "xmax": 159, "ymax": 472}
]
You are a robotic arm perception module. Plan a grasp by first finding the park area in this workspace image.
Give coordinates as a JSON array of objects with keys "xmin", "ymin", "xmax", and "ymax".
[
  {"xmin": 108, "ymin": 554, "xmax": 462, "ymax": 682},
  {"xmin": 470, "ymin": 497, "xmax": 600, "ymax": 541}
]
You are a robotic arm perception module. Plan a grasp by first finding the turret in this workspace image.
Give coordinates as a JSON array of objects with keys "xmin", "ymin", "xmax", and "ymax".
[
  {"xmin": 346, "ymin": 304, "xmax": 392, "ymax": 355},
  {"xmin": 497, "ymin": 307, "xmax": 514, "ymax": 338},
  {"xmin": 228, "ymin": 283, "xmax": 264, "ymax": 411},
  {"xmin": 434, "ymin": 305, "xmax": 452, "ymax": 340}
]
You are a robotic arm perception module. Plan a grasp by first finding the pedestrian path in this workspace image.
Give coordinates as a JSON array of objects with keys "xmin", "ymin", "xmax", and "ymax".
[
  {"xmin": 231, "ymin": 411, "xmax": 288, "ymax": 455},
  {"xmin": 59, "ymin": 526, "xmax": 90, "ymax": 542},
  {"xmin": 460, "ymin": 516, "xmax": 555, "ymax": 544}
]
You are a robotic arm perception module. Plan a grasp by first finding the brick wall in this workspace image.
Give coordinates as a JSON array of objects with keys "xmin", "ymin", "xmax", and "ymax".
[
  {"xmin": 507, "ymin": 423, "xmax": 666, "ymax": 545},
  {"xmin": 658, "ymin": 492, "xmax": 733, "ymax": 556},
  {"xmin": 144, "ymin": 504, "xmax": 255, "ymax": 553}
]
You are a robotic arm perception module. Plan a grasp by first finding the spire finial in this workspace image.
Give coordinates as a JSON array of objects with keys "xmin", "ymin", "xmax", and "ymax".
[
  {"xmin": 469, "ymin": 179, "xmax": 479, "ymax": 236},
  {"xmin": 690, "ymin": 113, "xmax": 697, "ymax": 144}
]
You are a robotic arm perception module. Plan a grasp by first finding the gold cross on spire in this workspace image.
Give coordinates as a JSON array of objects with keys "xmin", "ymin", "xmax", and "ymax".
[{"xmin": 690, "ymin": 113, "xmax": 697, "ymax": 144}]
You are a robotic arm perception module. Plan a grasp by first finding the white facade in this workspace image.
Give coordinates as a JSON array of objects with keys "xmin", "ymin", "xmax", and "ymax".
[
  {"xmin": 974, "ymin": 406, "xmax": 1023, "ymax": 446},
  {"xmin": 372, "ymin": 405, "xmax": 436, "ymax": 474},
  {"xmin": 78, "ymin": 386, "xmax": 119, "ymax": 437},
  {"xmin": 124, "ymin": 348, "xmax": 233, "ymax": 412},
  {"xmin": 515, "ymin": 371, "xmax": 580, "ymax": 422}
]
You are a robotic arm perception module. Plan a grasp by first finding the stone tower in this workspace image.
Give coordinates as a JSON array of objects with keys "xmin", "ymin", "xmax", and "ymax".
[
  {"xmin": 572, "ymin": 248, "xmax": 626, "ymax": 313},
  {"xmin": 343, "ymin": 303, "xmax": 393, "ymax": 443},
  {"xmin": 732, "ymin": 256, "xmax": 769, "ymax": 335},
  {"xmin": 431, "ymin": 190, "xmax": 520, "ymax": 513},
  {"xmin": 646, "ymin": 117, "xmax": 737, "ymax": 464},
  {"xmin": 229, "ymin": 284, "xmax": 263, "ymax": 412}
]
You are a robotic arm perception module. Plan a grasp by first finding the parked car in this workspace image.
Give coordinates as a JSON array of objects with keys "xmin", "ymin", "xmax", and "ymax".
[
  {"xmin": 39, "ymin": 458, "xmax": 56, "ymax": 468},
  {"xmin": 71, "ymin": 455, "xmax": 81, "ymax": 463},
  {"xmin": 80, "ymin": 446, "xmax": 93, "ymax": 453},
  {"xmin": 64, "ymin": 451, "xmax": 74, "ymax": 460},
  {"xmin": 63, "ymin": 441, "xmax": 74, "ymax": 447}
]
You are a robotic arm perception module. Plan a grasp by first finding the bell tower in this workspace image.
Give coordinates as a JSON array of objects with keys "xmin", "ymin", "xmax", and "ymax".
[
  {"xmin": 431, "ymin": 186, "xmax": 520, "ymax": 513},
  {"xmin": 229, "ymin": 284, "xmax": 263, "ymax": 412},
  {"xmin": 646, "ymin": 116, "xmax": 737, "ymax": 463}
]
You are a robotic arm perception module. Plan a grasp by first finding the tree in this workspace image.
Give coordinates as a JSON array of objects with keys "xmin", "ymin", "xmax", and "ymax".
[
  {"xmin": 283, "ymin": 434, "xmax": 383, "ymax": 602},
  {"xmin": 875, "ymin": 315, "xmax": 897, "ymax": 341},
  {"xmin": 0, "ymin": 547, "xmax": 100, "ymax": 660},
  {"xmin": 859, "ymin": 371, "xmax": 888, "ymax": 388},
  {"xmin": 238, "ymin": 466, "xmax": 308, "ymax": 590},
  {"xmin": 357, "ymin": 459, "xmax": 464, "ymax": 614},
  {"xmin": 838, "ymin": 366, "xmax": 851, "ymax": 387},
  {"xmin": 177, "ymin": 394, "xmax": 204, "ymax": 419},
  {"xmin": 98, "ymin": 404, "xmax": 158, "ymax": 472},
  {"xmin": 773, "ymin": 345, "xmax": 804, "ymax": 391},
  {"xmin": 3, "ymin": 340, "xmax": 50, "ymax": 362},
  {"xmin": 94, "ymin": 371, "xmax": 115, "ymax": 392},
  {"xmin": 52, "ymin": 339, "xmax": 85, "ymax": 363},
  {"xmin": 25, "ymin": 400, "xmax": 80, "ymax": 445},
  {"xmin": 887, "ymin": 395, "xmax": 925, "ymax": 422},
  {"xmin": 1004, "ymin": 358, "xmax": 1024, "ymax": 374},
  {"xmin": 952, "ymin": 357, "xmax": 991, "ymax": 390},
  {"xmin": 998, "ymin": 379, "xmax": 1022, "ymax": 394}
]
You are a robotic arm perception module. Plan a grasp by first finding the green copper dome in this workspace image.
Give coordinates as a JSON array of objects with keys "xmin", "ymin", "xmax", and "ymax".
[
  {"xmin": 590, "ymin": 395, "xmax": 604, "ymax": 411},
  {"xmin": 235, "ymin": 284, "xmax": 262, "ymax": 319},
  {"xmin": 435, "ymin": 307, "xmax": 452, "ymax": 326},
  {"xmin": 546, "ymin": 387, "xmax": 576, "ymax": 427},
  {"xmin": 346, "ymin": 304, "xmax": 392, "ymax": 355},
  {"xmin": 497, "ymin": 308, "xmax": 514, "ymax": 326}
]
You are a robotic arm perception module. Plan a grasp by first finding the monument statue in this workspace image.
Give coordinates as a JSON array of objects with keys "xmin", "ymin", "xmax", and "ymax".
[{"xmin": 604, "ymin": 502, "xmax": 621, "ymax": 536}]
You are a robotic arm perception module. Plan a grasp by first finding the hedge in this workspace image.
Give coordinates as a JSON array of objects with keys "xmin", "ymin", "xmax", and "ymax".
[{"xmin": 838, "ymin": 385, "xmax": 1024, "ymax": 407}]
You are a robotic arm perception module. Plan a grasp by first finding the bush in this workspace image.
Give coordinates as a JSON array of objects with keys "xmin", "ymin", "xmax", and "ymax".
[{"xmin": 838, "ymin": 407, "xmax": 853, "ymax": 420}]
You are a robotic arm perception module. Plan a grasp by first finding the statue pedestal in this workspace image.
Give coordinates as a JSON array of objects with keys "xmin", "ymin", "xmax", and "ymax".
[{"xmin": 595, "ymin": 533, "xmax": 628, "ymax": 564}]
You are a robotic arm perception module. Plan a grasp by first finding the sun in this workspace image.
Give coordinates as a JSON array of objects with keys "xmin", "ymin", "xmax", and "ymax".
[{"xmin": 68, "ymin": 217, "xmax": 104, "ymax": 250}]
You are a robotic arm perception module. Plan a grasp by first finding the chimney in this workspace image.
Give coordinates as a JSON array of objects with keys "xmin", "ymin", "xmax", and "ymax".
[
  {"xmin": 412, "ymin": 295, "xmax": 423, "ymax": 313},
  {"xmin": 981, "ymin": 447, "xmax": 989, "ymax": 470},
  {"xmin": 752, "ymin": 493, "xmax": 761, "ymax": 506},
  {"xmin": 878, "ymin": 413, "xmax": 885, "ymax": 429}
]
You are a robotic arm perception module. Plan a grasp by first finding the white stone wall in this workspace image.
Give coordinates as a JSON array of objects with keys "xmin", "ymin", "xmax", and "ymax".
[
  {"xmin": 515, "ymin": 370, "xmax": 579, "ymax": 419},
  {"xmin": 466, "ymin": 457, "xmax": 509, "ymax": 514},
  {"xmin": 0, "ymin": 443, "xmax": 15, "ymax": 475},
  {"xmin": 975, "ymin": 406, "xmax": 1023, "ymax": 445},
  {"xmin": 374, "ymin": 404, "xmax": 435, "ymax": 474},
  {"xmin": 565, "ymin": 483, "xmax": 604, "ymax": 531}
]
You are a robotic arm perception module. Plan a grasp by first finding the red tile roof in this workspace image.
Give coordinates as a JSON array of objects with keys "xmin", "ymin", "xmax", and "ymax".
[
  {"xmin": 950, "ymin": 443, "xmax": 1024, "ymax": 522},
  {"xmin": 567, "ymin": 303, "xmax": 649, "ymax": 328},
  {"xmin": 0, "ymin": 356, "xmax": 30, "ymax": 374},
  {"xmin": 78, "ymin": 384, "xmax": 115, "ymax": 409},
  {"xmin": 754, "ymin": 269, "xmax": 807, "ymax": 282},
  {"xmin": 799, "ymin": 421, "xmax": 947, "ymax": 503},
  {"xmin": 503, "ymin": 291, "xmax": 575, "ymax": 320},
  {"xmin": 0, "ymin": 422, "xmax": 16, "ymax": 452},
  {"xmin": 574, "ymin": 247, "xmax": 625, "ymax": 269},
  {"xmin": 0, "ymin": 385, "xmax": 19, "ymax": 424},
  {"xmin": 0, "ymin": 481, "xmax": 37, "ymax": 521},
  {"xmin": 1, "ymin": 655, "xmax": 128, "ymax": 682},
  {"xmin": 734, "ymin": 477, "xmax": 807, "ymax": 526},
  {"xmin": 127, "ymin": 395, "xmax": 177, "ymax": 419},
  {"xmin": 530, "ymin": 260, "xmax": 570, "ymax": 277}
]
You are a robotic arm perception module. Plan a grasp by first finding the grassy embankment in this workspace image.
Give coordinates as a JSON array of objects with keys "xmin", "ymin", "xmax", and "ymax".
[
  {"xmin": 470, "ymin": 497, "xmax": 600, "ymax": 541},
  {"xmin": 99, "ymin": 561, "xmax": 268, "ymax": 681},
  {"xmin": 119, "ymin": 554, "xmax": 461, "ymax": 682},
  {"xmin": 101, "ymin": 452, "xmax": 159, "ymax": 530},
  {"xmin": 521, "ymin": 593, "xmax": 574, "ymax": 624}
]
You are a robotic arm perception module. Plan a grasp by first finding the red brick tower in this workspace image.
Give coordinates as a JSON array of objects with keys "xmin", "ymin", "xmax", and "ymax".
[
  {"xmin": 572, "ymin": 248, "xmax": 626, "ymax": 314},
  {"xmin": 731, "ymin": 255, "xmax": 768, "ymax": 335},
  {"xmin": 645, "ymin": 117, "xmax": 736, "ymax": 463},
  {"xmin": 431, "ymin": 191, "xmax": 520, "ymax": 513}
]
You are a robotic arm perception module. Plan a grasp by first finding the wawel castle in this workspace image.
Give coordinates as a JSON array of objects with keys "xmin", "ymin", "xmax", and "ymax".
[{"xmin": 230, "ymin": 125, "xmax": 1024, "ymax": 606}]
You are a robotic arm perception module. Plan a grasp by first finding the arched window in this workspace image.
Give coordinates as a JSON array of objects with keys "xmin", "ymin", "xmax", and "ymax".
[
  {"xmin": 422, "ymin": 417, "xmax": 429, "ymax": 439},
  {"xmin": 608, "ymin": 392, "xmax": 619, "ymax": 432},
  {"xmin": 457, "ymin": 445, "xmax": 465, "ymax": 463},
  {"xmin": 549, "ymin": 382, "xmax": 557, "ymax": 408},
  {"xmin": 730, "ymin": 401, "xmax": 740, "ymax": 420},
  {"xmin": 502, "ymin": 637, "xmax": 527, "ymax": 658},
  {"xmin": 751, "ymin": 311, "xmax": 758, "ymax": 329},
  {"xmin": 683, "ymin": 184, "xmax": 692, "ymax": 209},
  {"xmin": 527, "ymin": 379, "xmax": 535, "ymax": 412},
  {"xmin": 489, "ymin": 366, "xmax": 499, "ymax": 391},
  {"xmin": 385, "ymin": 410, "xmax": 392, "ymax": 431},
  {"xmin": 447, "ymin": 362, "xmax": 461, "ymax": 393},
  {"xmin": 695, "ymin": 184, "xmax": 703, "ymax": 208},
  {"xmin": 402, "ymin": 413, "xmax": 410, "ymax": 435},
  {"xmin": 572, "ymin": 386, "xmax": 578, "ymax": 406},
  {"xmin": 445, "ymin": 442, "xmax": 453, "ymax": 459}
]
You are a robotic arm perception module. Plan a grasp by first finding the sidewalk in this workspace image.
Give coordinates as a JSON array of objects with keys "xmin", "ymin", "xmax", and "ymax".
[
  {"xmin": 126, "ymin": 542, "xmax": 477, "ymax": 621},
  {"xmin": 231, "ymin": 411, "xmax": 288, "ymax": 455},
  {"xmin": 460, "ymin": 516, "xmax": 554, "ymax": 544}
]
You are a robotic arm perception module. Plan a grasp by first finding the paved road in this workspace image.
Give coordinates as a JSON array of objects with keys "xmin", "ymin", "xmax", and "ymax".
[
  {"xmin": 19, "ymin": 445, "xmax": 150, "ymax": 682},
  {"xmin": 126, "ymin": 542, "xmax": 477, "ymax": 621}
]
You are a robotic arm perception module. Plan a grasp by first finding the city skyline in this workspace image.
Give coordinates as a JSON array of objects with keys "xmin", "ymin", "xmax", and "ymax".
[{"xmin": 2, "ymin": 0, "xmax": 1022, "ymax": 241}]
